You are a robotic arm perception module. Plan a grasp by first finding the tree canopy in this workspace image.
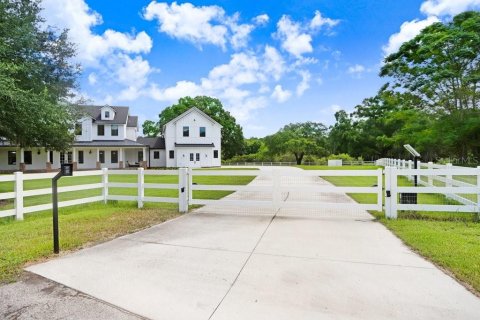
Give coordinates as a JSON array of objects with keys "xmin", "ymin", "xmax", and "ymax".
[
  {"xmin": 157, "ymin": 96, "xmax": 244, "ymax": 159},
  {"xmin": 264, "ymin": 122, "xmax": 328, "ymax": 164},
  {"xmin": 0, "ymin": 0, "xmax": 79, "ymax": 151}
]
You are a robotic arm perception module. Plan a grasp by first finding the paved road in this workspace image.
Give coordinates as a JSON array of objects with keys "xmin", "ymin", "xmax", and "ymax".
[{"xmin": 25, "ymin": 167, "xmax": 480, "ymax": 319}]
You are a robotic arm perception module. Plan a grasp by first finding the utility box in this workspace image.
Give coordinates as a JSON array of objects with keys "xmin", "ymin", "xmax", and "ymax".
[
  {"xmin": 328, "ymin": 159, "xmax": 343, "ymax": 166},
  {"xmin": 399, "ymin": 193, "xmax": 417, "ymax": 204}
]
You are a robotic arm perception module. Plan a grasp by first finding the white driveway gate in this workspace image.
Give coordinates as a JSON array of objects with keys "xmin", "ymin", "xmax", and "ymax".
[{"xmin": 188, "ymin": 169, "xmax": 383, "ymax": 214}]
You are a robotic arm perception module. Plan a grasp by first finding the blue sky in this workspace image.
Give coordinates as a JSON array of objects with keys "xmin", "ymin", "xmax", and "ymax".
[{"xmin": 41, "ymin": 0, "xmax": 480, "ymax": 137}]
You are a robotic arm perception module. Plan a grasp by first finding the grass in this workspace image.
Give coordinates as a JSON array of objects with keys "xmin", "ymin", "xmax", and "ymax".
[
  {"xmin": 0, "ymin": 201, "xmax": 180, "ymax": 284},
  {"xmin": 297, "ymin": 165, "xmax": 381, "ymax": 170},
  {"xmin": 309, "ymin": 167, "xmax": 480, "ymax": 294}
]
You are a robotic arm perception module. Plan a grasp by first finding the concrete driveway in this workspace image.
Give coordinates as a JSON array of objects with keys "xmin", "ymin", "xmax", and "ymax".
[{"xmin": 26, "ymin": 167, "xmax": 480, "ymax": 319}]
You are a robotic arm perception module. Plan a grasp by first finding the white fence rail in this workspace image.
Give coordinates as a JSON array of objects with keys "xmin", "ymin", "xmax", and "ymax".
[
  {"xmin": 378, "ymin": 158, "xmax": 479, "ymax": 206},
  {"xmin": 384, "ymin": 166, "xmax": 480, "ymax": 219},
  {"xmin": 0, "ymin": 168, "xmax": 187, "ymax": 220}
]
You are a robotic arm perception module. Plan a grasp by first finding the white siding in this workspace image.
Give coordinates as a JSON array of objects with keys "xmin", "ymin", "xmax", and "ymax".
[
  {"xmin": 75, "ymin": 117, "xmax": 93, "ymax": 141},
  {"xmin": 126, "ymin": 127, "xmax": 137, "ymax": 141},
  {"xmin": 91, "ymin": 123, "xmax": 126, "ymax": 140},
  {"xmin": 164, "ymin": 109, "xmax": 222, "ymax": 168},
  {"xmin": 149, "ymin": 149, "xmax": 166, "ymax": 167}
]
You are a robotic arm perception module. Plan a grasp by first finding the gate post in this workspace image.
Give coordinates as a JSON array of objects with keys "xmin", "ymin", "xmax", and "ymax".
[
  {"xmin": 427, "ymin": 162, "xmax": 433, "ymax": 186},
  {"xmin": 187, "ymin": 168, "xmax": 193, "ymax": 206},
  {"xmin": 391, "ymin": 167, "xmax": 398, "ymax": 219},
  {"xmin": 179, "ymin": 168, "xmax": 188, "ymax": 213},
  {"xmin": 385, "ymin": 166, "xmax": 392, "ymax": 218},
  {"xmin": 377, "ymin": 168, "xmax": 383, "ymax": 212}
]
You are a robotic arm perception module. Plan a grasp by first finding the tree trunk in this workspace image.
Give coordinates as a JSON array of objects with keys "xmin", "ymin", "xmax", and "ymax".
[{"xmin": 295, "ymin": 153, "xmax": 304, "ymax": 165}]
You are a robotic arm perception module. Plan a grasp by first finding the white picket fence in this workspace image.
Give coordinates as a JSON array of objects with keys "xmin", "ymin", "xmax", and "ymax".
[{"xmin": 0, "ymin": 168, "xmax": 188, "ymax": 220}]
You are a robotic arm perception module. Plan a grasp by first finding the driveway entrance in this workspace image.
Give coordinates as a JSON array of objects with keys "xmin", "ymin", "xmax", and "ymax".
[{"xmin": 26, "ymin": 167, "xmax": 480, "ymax": 319}]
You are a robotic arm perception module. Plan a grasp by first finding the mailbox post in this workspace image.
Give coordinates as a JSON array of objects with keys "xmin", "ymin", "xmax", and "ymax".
[{"xmin": 52, "ymin": 163, "xmax": 73, "ymax": 254}]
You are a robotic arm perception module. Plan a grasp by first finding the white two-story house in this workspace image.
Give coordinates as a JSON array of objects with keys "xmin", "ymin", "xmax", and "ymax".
[{"xmin": 0, "ymin": 106, "xmax": 222, "ymax": 172}]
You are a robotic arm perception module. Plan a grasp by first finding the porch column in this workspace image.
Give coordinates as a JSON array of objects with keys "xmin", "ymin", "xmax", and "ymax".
[
  {"xmin": 19, "ymin": 147, "xmax": 25, "ymax": 171},
  {"xmin": 72, "ymin": 147, "xmax": 78, "ymax": 170},
  {"xmin": 46, "ymin": 150, "xmax": 52, "ymax": 172},
  {"xmin": 96, "ymin": 148, "xmax": 101, "ymax": 169},
  {"xmin": 141, "ymin": 147, "xmax": 147, "ymax": 168},
  {"xmin": 119, "ymin": 148, "xmax": 124, "ymax": 169}
]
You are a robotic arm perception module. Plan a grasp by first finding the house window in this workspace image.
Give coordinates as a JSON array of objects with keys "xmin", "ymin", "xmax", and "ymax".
[
  {"xmin": 183, "ymin": 126, "xmax": 189, "ymax": 137},
  {"xmin": 24, "ymin": 151, "xmax": 32, "ymax": 165},
  {"xmin": 75, "ymin": 123, "xmax": 82, "ymax": 136},
  {"xmin": 99, "ymin": 151, "xmax": 105, "ymax": 164},
  {"xmin": 138, "ymin": 151, "xmax": 143, "ymax": 162},
  {"xmin": 105, "ymin": 111, "xmax": 110, "ymax": 118},
  {"xmin": 111, "ymin": 125, "xmax": 118, "ymax": 136},
  {"xmin": 190, "ymin": 153, "xmax": 194, "ymax": 161},
  {"xmin": 49, "ymin": 151, "xmax": 54, "ymax": 164},
  {"xmin": 7, "ymin": 151, "xmax": 16, "ymax": 165},
  {"xmin": 214, "ymin": 150, "xmax": 219, "ymax": 158},
  {"xmin": 60, "ymin": 152, "xmax": 72, "ymax": 164},
  {"xmin": 196, "ymin": 153, "xmax": 200, "ymax": 161},
  {"xmin": 111, "ymin": 151, "xmax": 118, "ymax": 163},
  {"xmin": 78, "ymin": 150, "xmax": 84, "ymax": 164},
  {"xmin": 98, "ymin": 124, "xmax": 104, "ymax": 136},
  {"xmin": 199, "ymin": 127, "xmax": 206, "ymax": 137},
  {"xmin": 169, "ymin": 150, "xmax": 174, "ymax": 159},
  {"xmin": 153, "ymin": 151, "xmax": 160, "ymax": 159}
]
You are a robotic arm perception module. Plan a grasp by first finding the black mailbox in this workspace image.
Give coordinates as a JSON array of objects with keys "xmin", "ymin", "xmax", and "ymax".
[
  {"xmin": 61, "ymin": 163, "xmax": 73, "ymax": 176},
  {"xmin": 399, "ymin": 193, "xmax": 417, "ymax": 204}
]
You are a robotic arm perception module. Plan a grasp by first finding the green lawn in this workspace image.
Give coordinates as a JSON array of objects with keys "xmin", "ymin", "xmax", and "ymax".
[
  {"xmin": 0, "ymin": 202, "xmax": 180, "ymax": 284},
  {"xmin": 310, "ymin": 168, "xmax": 480, "ymax": 294},
  {"xmin": 297, "ymin": 165, "xmax": 381, "ymax": 170}
]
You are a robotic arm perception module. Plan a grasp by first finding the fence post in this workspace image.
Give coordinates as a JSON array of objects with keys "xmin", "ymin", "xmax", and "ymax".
[
  {"xmin": 14, "ymin": 171, "xmax": 24, "ymax": 220},
  {"xmin": 427, "ymin": 162, "xmax": 433, "ymax": 185},
  {"xmin": 377, "ymin": 168, "xmax": 383, "ymax": 212},
  {"xmin": 178, "ymin": 168, "xmax": 188, "ymax": 213},
  {"xmin": 408, "ymin": 160, "xmax": 413, "ymax": 181},
  {"xmin": 138, "ymin": 167, "xmax": 144, "ymax": 208},
  {"xmin": 102, "ymin": 168, "xmax": 108, "ymax": 204},
  {"xmin": 402, "ymin": 159, "xmax": 406, "ymax": 169},
  {"xmin": 416, "ymin": 160, "xmax": 421, "ymax": 185},
  {"xmin": 385, "ymin": 166, "xmax": 391, "ymax": 218},
  {"xmin": 446, "ymin": 163, "xmax": 452, "ymax": 188},
  {"xmin": 391, "ymin": 167, "xmax": 398, "ymax": 219},
  {"xmin": 477, "ymin": 166, "xmax": 480, "ymax": 216}
]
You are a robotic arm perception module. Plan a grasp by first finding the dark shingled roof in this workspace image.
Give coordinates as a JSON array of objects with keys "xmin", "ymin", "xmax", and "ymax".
[
  {"xmin": 73, "ymin": 140, "xmax": 145, "ymax": 147},
  {"xmin": 127, "ymin": 116, "xmax": 138, "ymax": 127},
  {"xmin": 137, "ymin": 137, "xmax": 165, "ymax": 149},
  {"xmin": 76, "ymin": 105, "xmax": 130, "ymax": 124},
  {"xmin": 174, "ymin": 143, "xmax": 215, "ymax": 147}
]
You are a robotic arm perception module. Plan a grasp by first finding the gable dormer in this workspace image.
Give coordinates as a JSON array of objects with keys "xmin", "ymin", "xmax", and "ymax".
[{"xmin": 100, "ymin": 106, "xmax": 115, "ymax": 121}]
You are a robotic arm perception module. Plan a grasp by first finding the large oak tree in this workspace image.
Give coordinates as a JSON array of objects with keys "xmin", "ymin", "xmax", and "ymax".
[{"xmin": 0, "ymin": 0, "xmax": 79, "ymax": 151}]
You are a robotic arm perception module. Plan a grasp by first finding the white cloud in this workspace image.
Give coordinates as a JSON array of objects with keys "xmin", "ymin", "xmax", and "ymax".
[
  {"xmin": 420, "ymin": 0, "xmax": 480, "ymax": 16},
  {"xmin": 41, "ymin": 0, "xmax": 152, "ymax": 66},
  {"xmin": 263, "ymin": 45, "xmax": 285, "ymax": 81},
  {"xmin": 331, "ymin": 104, "xmax": 342, "ymax": 113},
  {"xmin": 296, "ymin": 70, "xmax": 311, "ymax": 96},
  {"xmin": 88, "ymin": 73, "xmax": 97, "ymax": 85},
  {"xmin": 271, "ymin": 85, "xmax": 292, "ymax": 103},
  {"xmin": 275, "ymin": 15, "xmax": 313, "ymax": 57},
  {"xmin": 347, "ymin": 64, "xmax": 366, "ymax": 75},
  {"xmin": 143, "ymin": 1, "xmax": 257, "ymax": 50},
  {"xmin": 274, "ymin": 11, "xmax": 339, "ymax": 58},
  {"xmin": 253, "ymin": 14, "xmax": 269, "ymax": 25},
  {"xmin": 382, "ymin": 16, "xmax": 439, "ymax": 56},
  {"xmin": 310, "ymin": 10, "xmax": 340, "ymax": 30}
]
